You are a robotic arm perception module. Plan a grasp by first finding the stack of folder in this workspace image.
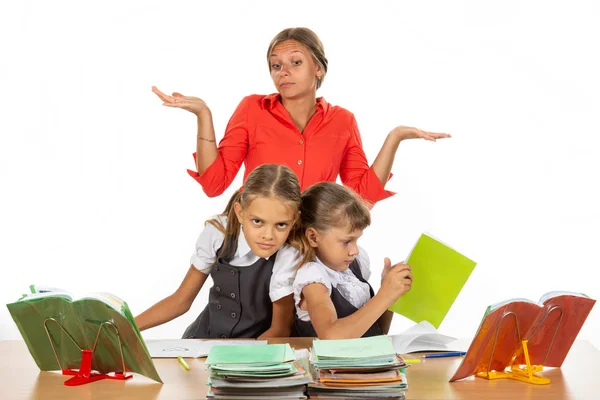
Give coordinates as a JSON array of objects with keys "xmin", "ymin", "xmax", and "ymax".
[
  {"xmin": 308, "ymin": 336, "xmax": 408, "ymax": 399},
  {"xmin": 205, "ymin": 343, "xmax": 312, "ymax": 399}
]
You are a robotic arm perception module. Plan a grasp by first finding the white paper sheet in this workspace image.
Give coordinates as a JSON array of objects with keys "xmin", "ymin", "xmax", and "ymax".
[{"xmin": 145, "ymin": 339, "xmax": 268, "ymax": 358}]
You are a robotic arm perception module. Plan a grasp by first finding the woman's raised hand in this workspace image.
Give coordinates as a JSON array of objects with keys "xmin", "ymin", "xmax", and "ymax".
[
  {"xmin": 392, "ymin": 126, "xmax": 451, "ymax": 142},
  {"xmin": 152, "ymin": 86, "xmax": 210, "ymax": 116}
]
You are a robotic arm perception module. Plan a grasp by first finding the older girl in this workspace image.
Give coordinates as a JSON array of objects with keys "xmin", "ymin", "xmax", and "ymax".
[{"xmin": 135, "ymin": 164, "xmax": 301, "ymax": 338}]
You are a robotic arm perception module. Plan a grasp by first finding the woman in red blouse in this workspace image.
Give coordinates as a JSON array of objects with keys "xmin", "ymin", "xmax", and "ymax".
[{"xmin": 152, "ymin": 28, "xmax": 450, "ymax": 205}]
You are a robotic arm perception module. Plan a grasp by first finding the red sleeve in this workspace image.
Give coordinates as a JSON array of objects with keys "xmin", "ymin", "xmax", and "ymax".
[
  {"xmin": 187, "ymin": 97, "xmax": 249, "ymax": 197},
  {"xmin": 339, "ymin": 115, "xmax": 395, "ymax": 206}
]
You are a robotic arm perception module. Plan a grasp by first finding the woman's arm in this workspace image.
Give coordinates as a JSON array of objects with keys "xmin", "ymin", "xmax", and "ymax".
[
  {"xmin": 152, "ymin": 86, "xmax": 249, "ymax": 197},
  {"xmin": 340, "ymin": 116, "xmax": 450, "ymax": 204},
  {"xmin": 135, "ymin": 265, "xmax": 208, "ymax": 331},
  {"xmin": 371, "ymin": 126, "xmax": 451, "ymax": 185},
  {"xmin": 258, "ymin": 294, "xmax": 295, "ymax": 338},
  {"xmin": 195, "ymin": 109, "xmax": 218, "ymax": 174}
]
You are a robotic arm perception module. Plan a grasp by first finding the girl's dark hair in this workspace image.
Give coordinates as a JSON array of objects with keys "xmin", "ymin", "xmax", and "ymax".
[
  {"xmin": 207, "ymin": 164, "xmax": 301, "ymax": 261},
  {"xmin": 289, "ymin": 182, "xmax": 371, "ymax": 268},
  {"xmin": 267, "ymin": 27, "xmax": 328, "ymax": 89}
]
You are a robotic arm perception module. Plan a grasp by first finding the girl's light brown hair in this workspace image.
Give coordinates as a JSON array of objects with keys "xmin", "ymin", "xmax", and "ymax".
[
  {"xmin": 207, "ymin": 164, "xmax": 301, "ymax": 261},
  {"xmin": 267, "ymin": 27, "xmax": 328, "ymax": 89},
  {"xmin": 289, "ymin": 182, "xmax": 371, "ymax": 268}
]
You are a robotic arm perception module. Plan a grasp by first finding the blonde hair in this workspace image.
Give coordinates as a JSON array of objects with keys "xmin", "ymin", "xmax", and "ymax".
[
  {"xmin": 290, "ymin": 182, "xmax": 371, "ymax": 268},
  {"xmin": 267, "ymin": 27, "xmax": 328, "ymax": 90},
  {"xmin": 207, "ymin": 164, "xmax": 301, "ymax": 261}
]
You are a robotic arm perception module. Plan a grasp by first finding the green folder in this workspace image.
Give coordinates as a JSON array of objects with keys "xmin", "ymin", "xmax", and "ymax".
[
  {"xmin": 313, "ymin": 335, "xmax": 396, "ymax": 359},
  {"xmin": 6, "ymin": 287, "xmax": 162, "ymax": 383},
  {"xmin": 205, "ymin": 343, "xmax": 295, "ymax": 365},
  {"xmin": 389, "ymin": 234, "xmax": 477, "ymax": 328}
]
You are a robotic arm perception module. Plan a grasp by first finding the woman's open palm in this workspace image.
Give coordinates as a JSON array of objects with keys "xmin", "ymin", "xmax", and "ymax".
[{"xmin": 152, "ymin": 86, "xmax": 209, "ymax": 116}]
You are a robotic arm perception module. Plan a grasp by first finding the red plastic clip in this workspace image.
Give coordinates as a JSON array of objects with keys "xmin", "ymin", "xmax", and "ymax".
[{"xmin": 62, "ymin": 349, "xmax": 133, "ymax": 386}]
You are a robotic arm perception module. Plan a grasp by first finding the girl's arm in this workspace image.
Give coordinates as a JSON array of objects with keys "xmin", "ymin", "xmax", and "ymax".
[
  {"xmin": 303, "ymin": 283, "xmax": 392, "ymax": 339},
  {"xmin": 258, "ymin": 294, "xmax": 295, "ymax": 338},
  {"xmin": 304, "ymin": 264, "xmax": 413, "ymax": 339},
  {"xmin": 135, "ymin": 265, "xmax": 208, "ymax": 331}
]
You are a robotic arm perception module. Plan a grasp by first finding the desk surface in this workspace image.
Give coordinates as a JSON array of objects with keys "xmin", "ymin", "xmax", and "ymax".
[{"xmin": 3, "ymin": 339, "xmax": 599, "ymax": 400}]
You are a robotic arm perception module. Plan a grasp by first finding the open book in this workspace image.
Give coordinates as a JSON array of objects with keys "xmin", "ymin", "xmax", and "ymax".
[
  {"xmin": 389, "ymin": 234, "xmax": 477, "ymax": 328},
  {"xmin": 7, "ymin": 285, "xmax": 162, "ymax": 383},
  {"xmin": 390, "ymin": 321, "xmax": 469, "ymax": 354},
  {"xmin": 450, "ymin": 291, "xmax": 596, "ymax": 382}
]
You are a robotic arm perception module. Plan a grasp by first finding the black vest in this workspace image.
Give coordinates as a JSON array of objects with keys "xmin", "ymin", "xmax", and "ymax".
[
  {"xmin": 294, "ymin": 260, "xmax": 384, "ymax": 338},
  {"xmin": 182, "ymin": 250, "xmax": 276, "ymax": 339}
]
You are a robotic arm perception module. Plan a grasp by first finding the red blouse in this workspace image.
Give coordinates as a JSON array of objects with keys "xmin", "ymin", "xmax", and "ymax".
[{"xmin": 187, "ymin": 94, "xmax": 394, "ymax": 205}]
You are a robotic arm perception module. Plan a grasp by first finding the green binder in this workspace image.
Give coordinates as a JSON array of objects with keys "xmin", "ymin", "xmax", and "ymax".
[
  {"xmin": 389, "ymin": 234, "xmax": 477, "ymax": 328},
  {"xmin": 6, "ymin": 286, "xmax": 162, "ymax": 384}
]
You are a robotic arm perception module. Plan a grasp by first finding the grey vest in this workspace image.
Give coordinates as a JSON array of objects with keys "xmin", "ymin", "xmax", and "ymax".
[
  {"xmin": 294, "ymin": 260, "xmax": 384, "ymax": 337},
  {"xmin": 182, "ymin": 250, "xmax": 276, "ymax": 339}
]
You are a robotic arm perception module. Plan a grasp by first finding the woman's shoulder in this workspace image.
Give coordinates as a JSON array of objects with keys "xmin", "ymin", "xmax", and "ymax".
[{"xmin": 317, "ymin": 97, "xmax": 352, "ymax": 114}]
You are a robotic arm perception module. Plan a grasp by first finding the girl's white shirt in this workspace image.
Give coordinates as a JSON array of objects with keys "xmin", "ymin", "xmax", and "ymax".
[
  {"xmin": 293, "ymin": 247, "xmax": 372, "ymax": 322},
  {"xmin": 190, "ymin": 215, "xmax": 298, "ymax": 302}
]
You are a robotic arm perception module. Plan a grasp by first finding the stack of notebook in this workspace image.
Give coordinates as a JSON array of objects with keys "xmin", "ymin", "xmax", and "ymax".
[
  {"xmin": 205, "ymin": 343, "xmax": 312, "ymax": 399},
  {"xmin": 308, "ymin": 336, "xmax": 408, "ymax": 399}
]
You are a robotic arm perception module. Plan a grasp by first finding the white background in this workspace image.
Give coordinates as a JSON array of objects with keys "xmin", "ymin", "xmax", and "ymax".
[{"xmin": 1, "ymin": 1, "xmax": 599, "ymax": 351}]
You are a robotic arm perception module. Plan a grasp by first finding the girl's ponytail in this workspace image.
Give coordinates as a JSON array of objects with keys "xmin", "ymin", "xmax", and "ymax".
[{"xmin": 206, "ymin": 190, "xmax": 242, "ymax": 261}]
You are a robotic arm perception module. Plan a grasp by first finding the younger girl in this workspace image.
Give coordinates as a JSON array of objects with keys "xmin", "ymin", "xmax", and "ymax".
[
  {"xmin": 292, "ymin": 182, "xmax": 413, "ymax": 339},
  {"xmin": 135, "ymin": 164, "xmax": 301, "ymax": 338}
]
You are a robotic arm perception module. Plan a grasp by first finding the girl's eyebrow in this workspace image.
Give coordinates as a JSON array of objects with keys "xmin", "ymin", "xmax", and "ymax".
[{"xmin": 248, "ymin": 214, "xmax": 294, "ymax": 224}]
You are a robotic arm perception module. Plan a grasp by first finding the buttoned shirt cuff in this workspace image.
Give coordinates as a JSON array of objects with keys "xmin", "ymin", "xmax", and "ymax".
[
  {"xmin": 186, "ymin": 153, "xmax": 224, "ymax": 197},
  {"xmin": 361, "ymin": 167, "xmax": 396, "ymax": 205}
]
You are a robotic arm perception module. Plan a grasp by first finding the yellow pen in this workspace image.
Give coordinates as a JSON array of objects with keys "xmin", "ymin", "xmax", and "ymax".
[
  {"xmin": 177, "ymin": 356, "xmax": 190, "ymax": 371},
  {"xmin": 403, "ymin": 359, "xmax": 422, "ymax": 363}
]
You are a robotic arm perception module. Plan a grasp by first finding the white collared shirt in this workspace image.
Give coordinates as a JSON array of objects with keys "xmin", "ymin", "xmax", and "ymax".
[
  {"xmin": 293, "ymin": 247, "xmax": 372, "ymax": 322},
  {"xmin": 190, "ymin": 215, "xmax": 299, "ymax": 302}
]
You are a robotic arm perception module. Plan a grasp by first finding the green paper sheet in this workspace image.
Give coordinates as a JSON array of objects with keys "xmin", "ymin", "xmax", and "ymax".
[
  {"xmin": 389, "ymin": 234, "xmax": 477, "ymax": 328},
  {"xmin": 205, "ymin": 343, "xmax": 294, "ymax": 365},
  {"xmin": 312, "ymin": 335, "xmax": 396, "ymax": 359}
]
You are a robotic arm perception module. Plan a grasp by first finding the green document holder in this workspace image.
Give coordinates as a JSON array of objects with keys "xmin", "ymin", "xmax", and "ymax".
[{"xmin": 7, "ymin": 294, "xmax": 162, "ymax": 386}]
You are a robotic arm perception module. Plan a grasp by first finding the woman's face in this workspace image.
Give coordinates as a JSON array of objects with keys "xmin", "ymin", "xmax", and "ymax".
[{"xmin": 269, "ymin": 40, "xmax": 322, "ymax": 100}]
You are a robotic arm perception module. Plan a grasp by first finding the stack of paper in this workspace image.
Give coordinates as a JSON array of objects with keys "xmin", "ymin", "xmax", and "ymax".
[
  {"xmin": 308, "ymin": 336, "xmax": 408, "ymax": 399},
  {"xmin": 205, "ymin": 343, "xmax": 311, "ymax": 399}
]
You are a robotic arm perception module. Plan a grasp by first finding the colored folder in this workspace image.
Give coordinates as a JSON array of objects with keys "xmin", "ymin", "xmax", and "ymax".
[{"xmin": 389, "ymin": 234, "xmax": 477, "ymax": 328}]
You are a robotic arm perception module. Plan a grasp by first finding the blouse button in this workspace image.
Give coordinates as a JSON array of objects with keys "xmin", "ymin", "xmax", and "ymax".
[
  {"xmin": 297, "ymin": 160, "xmax": 303, "ymax": 165},
  {"xmin": 215, "ymin": 286, "xmax": 221, "ymax": 292},
  {"xmin": 230, "ymin": 269, "xmax": 235, "ymax": 275},
  {"xmin": 231, "ymin": 312, "xmax": 237, "ymax": 319},
  {"xmin": 230, "ymin": 293, "xmax": 236, "ymax": 299},
  {"xmin": 299, "ymin": 140, "xmax": 304, "ymax": 145}
]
